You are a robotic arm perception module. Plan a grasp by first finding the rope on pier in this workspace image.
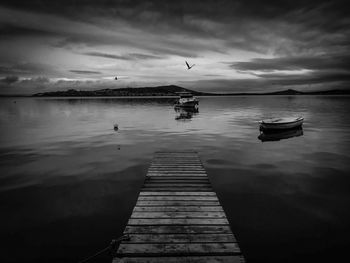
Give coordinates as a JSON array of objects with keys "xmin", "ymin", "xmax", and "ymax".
[{"xmin": 78, "ymin": 234, "xmax": 130, "ymax": 263}]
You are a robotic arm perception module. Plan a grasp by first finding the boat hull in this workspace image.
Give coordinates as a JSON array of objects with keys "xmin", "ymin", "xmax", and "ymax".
[
  {"xmin": 174, "ymin": 101, "xmax": 199, "ymax": 108},
  {"xmin": 259, "ymin": 117, "xmax": 304, "ymax": 131}
]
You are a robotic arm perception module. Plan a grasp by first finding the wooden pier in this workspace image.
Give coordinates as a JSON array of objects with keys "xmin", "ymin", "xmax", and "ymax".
[{"xmin": 113, "ymin": 151, "xmax": 245, "ymax": 263}]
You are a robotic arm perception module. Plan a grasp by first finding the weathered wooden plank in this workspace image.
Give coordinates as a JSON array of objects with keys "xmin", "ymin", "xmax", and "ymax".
[
  {"xmin": 131, "ymin": 211, "xmax": 226, "ymax": 218},
  {"xmin": 145, "ymin": 181, "xmax": 210, "ymax": 185},
  {"xmin": 147, "ymin": 169, "xmax": 206, "ymax": 172},
  {"xmin": 117, "ymin": 243, "xmax": 241, "ymax": 256},
  {"xmin": 142, "ymin": 186, "xmax": 212, "ymax": 189},
  {"xmin": 145, "ymin": 178, "xmax": 209, "ymax": 182},
  {"xmin": 146, "ymin": 177, "xmax": 209, "ymax": 180},
  {"xmin": 147, "ymin": 174, "xmax": 207, "ymax": 176},
  {"xmin": 152, "ymin": 156, "xmax": 200, "ymax": 158},
  {"xmin": 148, "ymin": 168, "xmax": 204, "ymax": 171},
  {"xmin": 144, "ymin": 181, "xmax": 209, "ymax": 185},
  {"xmin": 148, "ymin": 172, "xmax": 206, "ymax": 174},
  {"xmin": 113, "ymin": 255, "xmax": 244, "ymax": 263},
  {"xmin": 144, "ymin": 183, "xmax": 210, "ymax": 186},
  {"xmin": 145, "ymin": 183, "xmax": 210, "ymax": 186},
  {"xmin": 152, "ymin": 158, "xmax": 200, "ymax": 160},
  {"xmin": 148, "ymin": 169, "xmax": 205, "ymax": 171},
  {"xmin": 139, "ymin": 192, "xmax": 216, "ymax": 196},
  {"xmin": 149, "ymin": 170, "xmax": 205, "ymax": 172},
  {"xmin": 151, "ymin": 163, "xmax": 202, "ymax": 165},
  {"xmin": 142, "ymin": 187, "xmax": 212, "ymax": 190},
  {"xmin": 148, "ymin": 171, "xmax": 206, "ymax": 173},
  {"xmin": 127, "ymin": 218, "xmax": 229, "ymax": 225},
  {"xmin": 146, "ymin": 177, "xmax": 208, "ymax": 180},
  {"xmin": 143, "ymin": 184, "xmax": 211, "ymax": 188},
  {"xmin": 143, "ymin": 184, "xmax": 210, "ymax": 187},
  {"xmin": 151, "ymin": 163, "xmax": 203, "ymax": 165},
  {"xmin": 141, "ymin": 188, "xmax": 213, "ymax": 191},
  {"xmin": 146, "ymin": 175, "xmax": 206, "ymax": 177},
  {"xmin": 152, "ymin": 159, "xmax": 201, "ymax": 162},
  {"xmin": 153, "ymin": 153, "xmax": 198, "ymax": 155},
  {"xmin": 141, "ymin": 188, "xmax": 213, "ymax": 192},
  {"xmin": 136, "ymin": 201, "xmax": 219, "ymax": 206},
  {"xmin": 133, "ymin": 206, "xmax": 224, "ymax": 212},
  {"xmin": 124, "ymin": 225, "xmax": 233, "ymax": 234},
  {"xmin": 147, "ymin": 175, "xmax": 207, "ymax": 177},
  {"xmin": 154, "ymin": 152, "xmax": 198, "ymax": 154},
  {"xmin": 138, "ymin": 196, "xmax": 218, "ymax": 201},
  {"xmin": 124, "ymin": 233, "xmax": 236, "ymax": 243},
  {"xmin": 151, "ymin": 162, "xmax": 202, "ymax": 165},
  {"xmin": 147, "ymin": 173, "xmax": 207, "ymax": 177},
  {"xmin": 145, "ymin": 178, "xmax": 209, "ymax": 181},
  {"xmin": 153, "ymin": 157, "xmax": 200, "ymax": 159},
  {"xmin": 150, "ymin": 165, "xmax": 203, "ymax": 167},
  {"xmin": 145, "ymin": 178, "xmax": 208, "ymax": 180}
]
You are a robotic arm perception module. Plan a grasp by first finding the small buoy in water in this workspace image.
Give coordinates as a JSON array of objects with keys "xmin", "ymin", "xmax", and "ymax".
[{"xmin": 114, "ymin": 124, "xmax": 118, "ymax": 131}]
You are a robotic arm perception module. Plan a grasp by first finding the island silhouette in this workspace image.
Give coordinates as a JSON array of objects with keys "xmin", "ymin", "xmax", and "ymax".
[{"xmin": 32, "ymin": 85, "xmax": 350, "ymax": 97}]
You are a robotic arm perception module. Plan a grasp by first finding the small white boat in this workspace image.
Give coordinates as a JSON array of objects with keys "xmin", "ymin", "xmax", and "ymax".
[
  {"xmin": 174, "ymin": 92, "xmax": 199, "ymax": 108},
  {"xmin": 259, "ymin": 117, "xmax": 304, "ymax": 130}
]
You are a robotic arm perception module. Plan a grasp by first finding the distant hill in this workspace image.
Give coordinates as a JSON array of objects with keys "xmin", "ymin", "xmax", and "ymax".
[
  {"xmin": 265, "ymin": 89, "xmax": 350, "ymax": 95},
  {"xmin": 33, "ymin": 85, "xmax": 210, "ymax": 97},
  {"xmin": 223, "ymin": 89, "xmax": 350, "ymax": 96},
  {"xmin": 32, "ymin": 86, "xmax": 350, "ymax": 97}
]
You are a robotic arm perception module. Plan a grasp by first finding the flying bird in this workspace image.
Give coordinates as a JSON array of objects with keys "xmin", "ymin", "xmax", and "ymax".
[{"xmin": 185, "ymin": 61, "xmax": 195, "ymax": 70}]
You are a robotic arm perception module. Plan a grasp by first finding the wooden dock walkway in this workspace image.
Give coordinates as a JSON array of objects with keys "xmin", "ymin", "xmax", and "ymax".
[{"xmin": 113, "ymin": 151, "xmax": 245, "ymax": 263}]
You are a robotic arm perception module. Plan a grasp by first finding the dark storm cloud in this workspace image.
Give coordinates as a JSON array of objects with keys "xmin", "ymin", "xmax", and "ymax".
[
  {"xmin": 1, "ymin": 0, "xmax": 346, "ymax": 21},
  {"xmin": 0, "ymin": 62, "xmax": 57, "ymax": 76},
  {"xmin": 0, "ymin": 76, "xmax": 19, "ymax": 84},
  {"xmin": 83, "ymin": 52, "xmax": 163, "ymax": 60},
  {"xmin": 0, "ymin": 25, "xmax": 55, "ymax": 38},
  {"xmin": 69, "ymin": 70, "xmax": 101, "ymax": 75},
  {"xmin": 2, "ymin": 0, "xmax": 348, "ymax": 52},
  {"xmin": 2, "ymin": 0, "xmax": 348, "ymax": 55},
  {"xmin": 231, "ymin": 54, "xmax": 350, "ymax": 72}
]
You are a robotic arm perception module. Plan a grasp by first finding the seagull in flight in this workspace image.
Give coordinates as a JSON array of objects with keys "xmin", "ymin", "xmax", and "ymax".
[{"xmin": 185, "ymin": 61, "xmax": 195, "ymax": 70}]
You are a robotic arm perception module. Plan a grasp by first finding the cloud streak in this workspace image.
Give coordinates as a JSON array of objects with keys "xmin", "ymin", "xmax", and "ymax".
[
  {"xmin": 69, "ymin": 70, "xmax": 102, "ymax": 75},
  {"xmin": 83, "ymin": 51, "xmax": 163, "ymax": 60}
]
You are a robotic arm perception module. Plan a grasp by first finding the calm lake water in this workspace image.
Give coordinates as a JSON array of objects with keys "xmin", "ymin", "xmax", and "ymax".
[{"xmin": 1, "ymin": 96, "xmax": 350, "ymax": 263}]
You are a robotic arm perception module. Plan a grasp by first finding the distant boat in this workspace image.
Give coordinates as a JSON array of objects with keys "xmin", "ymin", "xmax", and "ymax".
[
  {"xmin": 174, "ymin": 92, "xmax": 199, "ymax": 108},
  {"xmin": 259, "ymin": 117, "xmax": 304, "ymax": 131},
  {"xmin": 114, "ymin": 77, "xmax": 118, "ymax": 80}
]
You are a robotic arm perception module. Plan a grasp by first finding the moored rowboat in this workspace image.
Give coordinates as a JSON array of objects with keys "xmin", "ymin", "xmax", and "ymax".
[{"xmin": 259, "ymin": 117, "xmax": 304, "ymax": 130}]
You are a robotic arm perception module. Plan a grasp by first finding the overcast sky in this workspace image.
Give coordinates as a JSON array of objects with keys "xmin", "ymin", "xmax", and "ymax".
[{"xmin": 0, "ymin": 0, "xmax": 349, "ymax": 94}]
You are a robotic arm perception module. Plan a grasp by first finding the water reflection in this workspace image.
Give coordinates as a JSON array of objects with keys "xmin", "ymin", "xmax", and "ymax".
[
  {"xmin": 174, "ymin": 107, "xmax": 199, "ymax": 121},
  {"xmin": 258, "ymin": 127, "xmax": 304, "ymax": 142}
]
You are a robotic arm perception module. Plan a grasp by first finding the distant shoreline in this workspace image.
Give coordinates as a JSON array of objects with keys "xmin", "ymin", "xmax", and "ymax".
[{"xmin": 1, "ymin": 85, "xmax": 349, "ymax": 97}]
